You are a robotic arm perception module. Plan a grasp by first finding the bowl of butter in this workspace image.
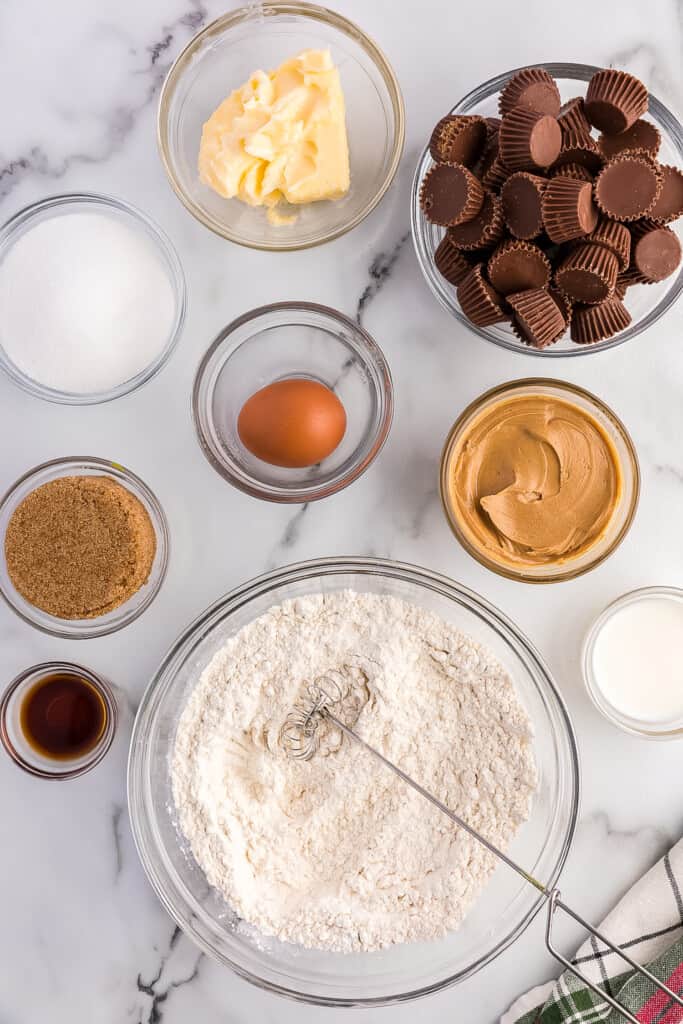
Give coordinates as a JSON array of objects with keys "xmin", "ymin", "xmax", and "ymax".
[{"xmin": 158, "ymin": 2, "xmax": 405, "ymax": 250}]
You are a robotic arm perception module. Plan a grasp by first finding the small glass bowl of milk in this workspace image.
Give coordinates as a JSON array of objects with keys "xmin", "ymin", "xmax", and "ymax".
[{"xmin": 583, "ymin": 587, "xmax": 683, "ymax": 739}]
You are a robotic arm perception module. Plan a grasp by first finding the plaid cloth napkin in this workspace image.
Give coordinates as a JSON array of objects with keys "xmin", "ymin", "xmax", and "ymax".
[{"xmin": 502, "ymin": 838, "xmax": 683, "ymax": 1024}]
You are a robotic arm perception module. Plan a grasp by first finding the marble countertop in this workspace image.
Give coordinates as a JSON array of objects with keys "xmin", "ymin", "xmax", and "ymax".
[{"xmin": 2, "ymin": 1, "xmax": 682, "ymax": 1021}]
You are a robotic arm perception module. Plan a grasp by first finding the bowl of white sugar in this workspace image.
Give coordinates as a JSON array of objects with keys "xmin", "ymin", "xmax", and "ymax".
[{"xmin": 0, "ymin": 193, "xmax": 186, "ymax": 404}]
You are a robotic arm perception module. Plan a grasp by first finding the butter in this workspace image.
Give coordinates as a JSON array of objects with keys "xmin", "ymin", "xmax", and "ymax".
[{"xmin": 198, "ymin": 49, "xmax": 350, "ymax": 223}]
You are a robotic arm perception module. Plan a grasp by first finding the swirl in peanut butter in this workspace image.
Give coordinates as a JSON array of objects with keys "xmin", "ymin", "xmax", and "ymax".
[{"xmin": 449, "ymin": 394, "xmax": 621, "ymax": 567}]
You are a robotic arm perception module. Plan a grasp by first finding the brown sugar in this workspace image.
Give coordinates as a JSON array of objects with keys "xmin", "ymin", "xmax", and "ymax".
[{"xmin": 5, "ymin": 475, "xmax": 156, "ymax": 619}]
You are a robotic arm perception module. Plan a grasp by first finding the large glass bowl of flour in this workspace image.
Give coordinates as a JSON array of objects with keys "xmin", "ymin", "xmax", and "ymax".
[{"xmin": 128, "ymin": 557, "xmax": 579, "ymax": 1006}]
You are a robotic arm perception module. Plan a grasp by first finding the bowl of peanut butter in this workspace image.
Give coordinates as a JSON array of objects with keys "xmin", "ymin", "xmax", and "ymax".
[{"xmin": 440, "ymin": 379, "xmax": 640, "ymax": 582}]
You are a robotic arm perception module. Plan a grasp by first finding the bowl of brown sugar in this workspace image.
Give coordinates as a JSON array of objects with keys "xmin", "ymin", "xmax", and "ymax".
[{"xmin": 0, "ymin": 456, "xmax": 169, "ymax": 637}]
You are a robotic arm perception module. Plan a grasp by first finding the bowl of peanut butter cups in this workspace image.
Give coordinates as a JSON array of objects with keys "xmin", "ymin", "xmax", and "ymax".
[{"xmin": 412, "ymin": 62, "xmax": 683, "ymax": 355}]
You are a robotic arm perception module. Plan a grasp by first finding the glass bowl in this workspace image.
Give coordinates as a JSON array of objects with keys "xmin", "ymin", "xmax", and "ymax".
[
  {"xmin": 582, "ymin": 586, "xmax": 683, "ymax": 740},
  {"xmin": 158, "ymin": 2, "xmax": 405, "ymax": 251},
  {"xmin": 440, "ymin": 380, "xmax": 640, "ymax": 583},
  {"xmin": 0, "ymin": 193, "xmax": 186, "ymax": 403},
  {"xmin": 192, "ymin": 302, "xmax": 393, "ymax": 502},
  {"xmin": 0, "ymin": 457, "xmax": 169, "ymax": 638},
  {"xmin": 0, "ymin": 661, "xmax": 117, "ymax": 779},
  {"xmin": 128, "ymin": 557, "xmax": 579, "ymax": 1006},
  {"xmin": 411, "ymin": 62, "xmax": 683, "ymax": 356}
]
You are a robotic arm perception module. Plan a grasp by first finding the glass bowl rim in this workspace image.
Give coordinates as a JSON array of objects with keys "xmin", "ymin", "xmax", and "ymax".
[
  {"xmin": 157, "ymin": 0, "xmax": 406, "ymax": 251},
  {"xmin": 582, "ymin": 585, "xmax": 683, "ymax": 740},
  {"xmin": 0, "ymin": 192, "xmax": 187, "ymax": 404},
  {"xmin": 0, "ymin": 660, "xmax": 118, "ymax": 779},
  {"xmin": 439, "ymin": 378, "xmax": 641, "ymax": 583},
  {"xmin": 191, "ymin": 300, "xmax": 394, "ymax": 503},
  {"xmin": 127, "ymin": 555, "xmax": 580, "ymax": 1006},
  {"xmin": 410, "ymin": 61, "xmax": 683, "ymax": 357},
  {"xmin": 0, "ymin": 455, "xmax": 170, "ymax": 638}
]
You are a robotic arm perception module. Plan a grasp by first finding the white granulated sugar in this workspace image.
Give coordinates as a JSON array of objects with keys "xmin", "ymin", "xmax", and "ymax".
[
  {"xmin": 0, "ymin": 212, "xmax": 175, "ymax": 393},
  {"xmin": 172, "ymin": 591, "xmax": 537, "ymax": 953}
]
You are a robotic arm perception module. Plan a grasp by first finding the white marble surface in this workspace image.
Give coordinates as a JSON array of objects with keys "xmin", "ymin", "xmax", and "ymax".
[{"xmin": 1, "ymin": 1, "xmax": 682, "ymax": 1021}]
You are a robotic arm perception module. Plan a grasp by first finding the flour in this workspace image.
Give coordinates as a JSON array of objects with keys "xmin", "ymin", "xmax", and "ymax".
[{"xmin": 171, "ymin": 591, "xmax": 537, "ymax": 953}]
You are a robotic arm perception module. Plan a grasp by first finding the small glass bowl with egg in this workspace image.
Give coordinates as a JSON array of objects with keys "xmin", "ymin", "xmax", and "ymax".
[{"xmin": 192, "ymin": 301, "xmax": 393, "ymax": 502}]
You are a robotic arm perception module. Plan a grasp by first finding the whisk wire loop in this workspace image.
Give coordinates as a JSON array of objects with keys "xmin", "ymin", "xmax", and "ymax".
[{"xmin": 279, "ymin": 673, "xmax": 344, "ymax": 761}]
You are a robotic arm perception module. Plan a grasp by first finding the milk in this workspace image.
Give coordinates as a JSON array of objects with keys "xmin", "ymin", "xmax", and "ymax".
[{"xmin": 590, "ymin": 592, "xmax": 683, "ymax": 727}]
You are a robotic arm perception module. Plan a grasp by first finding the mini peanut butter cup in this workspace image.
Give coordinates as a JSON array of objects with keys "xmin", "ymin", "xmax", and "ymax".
[
  {"xmin": 487, "ymin": 239, "xmax": 551, "ymax": 295},
  {"xmin": 585, "ymin": 217, "xmax": 631, "ymax": 270},
  {"xmin": 554, "ymin": 243, "xmax": 619, "ymax": 304},
  {"xmin": 499, "ymin": 68, "xmax": 561, "ymax": 117},
  {"xmin": 507, "ymin": 287, "xmax": 566, "ymax": 348},
  {"xmin": 501, "ymin": 172, "xmax": 547, "ymax": 239},
  {"xmin": 434, "ymin": 235, "xmax": 475, "ymax": 285},
  {"xmin": 630, "ymin": 221, "xmax": 682, "ymax": 282},
  {"xmin": 476, "ymin": 120, "xmax": 502, "ymax": 172},
  {"xmin": 617, "ymin": 265, "xmax": 645, "ymax": 290},
  {"xmin": 457, "ymin": 264, "xmax": 508, "ymax": 326},
  {"xmin": 648, "ymin": 165, "xmax": 683, "ymax": 224},
  {"xmin": 542, "ymin": 176, "xmax": 598, "ymax": 242},
  {"xmin": 558, "ymin": 97, "xmax": 593, "ymax": 140},
  {"xmin": 480, "ymin": 152, "xmax": 511, "ymax": 191},
  {"xmin": 549, "ymin": 286, "xmax": 573, "ymax": 325},
  {"xmin": 598, "ymin": 119, "xmax": 661, "ymax": 160},
  {"xmin": 571, "ymin": 297, "xmax": 632, "ymax": 343},
  {"xmin": 585, "ymin": 69, "xmax": 648, "ymax": 134},
  {"xmin": 594, "ymin": 151, "xmax": 663, "ymax": 221},
  {"xmin": 551, "ymin": 162, "xmax": 594, "ymax": 183},
  {"xmin": 614, "ymin": 277, "xmax": 629, "ymax": 300},
  {"xmin": 429, "ymin": 115, "xmax": 458, "ymax": 160},
  {"xmin": 551, "ymin": 128, "xmax": 603, "ymax": 174},
  {"xmin": 486, "ymin": 117, "xmax": 502, "ymax": 142},
  {"xmin": 420, "ymin": 162, "xmax": 486, "ymax": 227},
  {"xmin": 499, "ymin": 108, "xmax": 562, "ymax": 171},
  {"xmin": 430, "ymin": 114, "xmax": 488, "ymax": 167},
  {"xmin": 448, "ymin": 192, "xmax": 505, "ymax": 251}
]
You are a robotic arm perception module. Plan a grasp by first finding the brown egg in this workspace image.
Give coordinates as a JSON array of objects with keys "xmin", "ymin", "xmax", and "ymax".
[{"xmin": 237, "ymin": 378, "xmax": 347, "ymax": 468}]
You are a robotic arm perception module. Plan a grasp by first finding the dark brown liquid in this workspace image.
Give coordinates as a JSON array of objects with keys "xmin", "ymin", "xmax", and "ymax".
[{"xmin": 20, "ymin": 673, "xmax": 107, "ymax": 760}]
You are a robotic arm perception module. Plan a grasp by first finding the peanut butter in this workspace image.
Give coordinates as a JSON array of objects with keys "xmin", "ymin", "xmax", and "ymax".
[{"xmin": 447, "ymin": 393, "xmax": 621, "ymax": 568}]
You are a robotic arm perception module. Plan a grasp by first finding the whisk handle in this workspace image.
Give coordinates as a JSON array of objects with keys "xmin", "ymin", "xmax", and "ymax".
[
  {"xmin": 326, "ymin": 711, "xmax": 683, "ymax": 1023},
  {"xmin": 545, "ymin": 889, "xmax": 683, "ymax": 1023}
]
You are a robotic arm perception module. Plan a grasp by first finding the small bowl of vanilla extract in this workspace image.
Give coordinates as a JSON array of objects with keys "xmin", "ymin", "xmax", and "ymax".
[{"xmin": 0, "ymin": 662, "xmax": 117, "ymax": 779}]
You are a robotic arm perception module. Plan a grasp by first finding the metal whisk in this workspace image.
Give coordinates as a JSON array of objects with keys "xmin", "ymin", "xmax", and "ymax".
[{"xmin": 280, "ymin": 675, "xmax": 683, "ymax": 1024}]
